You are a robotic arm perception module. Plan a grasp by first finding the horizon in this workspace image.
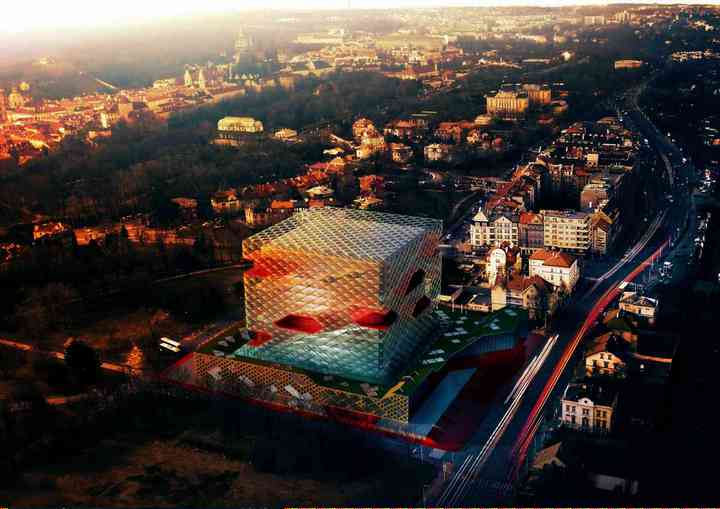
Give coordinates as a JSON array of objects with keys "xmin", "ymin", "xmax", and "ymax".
[{"xmin": 1, "ymin": 0, "xmax": 718, "ymax": 34}]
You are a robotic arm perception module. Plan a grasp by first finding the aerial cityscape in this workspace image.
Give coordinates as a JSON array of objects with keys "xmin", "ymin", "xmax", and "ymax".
[{"xmin": 1, "ymin": 1, "xmax": 719, "ymax": 507}]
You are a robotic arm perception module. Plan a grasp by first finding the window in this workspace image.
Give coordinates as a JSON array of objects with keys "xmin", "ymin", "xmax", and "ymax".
[{"xmin": 582, "ymin": 408, "xmax": 589, "ymax": 416}]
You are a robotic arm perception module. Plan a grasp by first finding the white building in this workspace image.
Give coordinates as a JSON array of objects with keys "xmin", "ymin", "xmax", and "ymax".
[
  {"xmin": 217, "ymin": 116, "xmax": 264, "ymax": 134},
  {"xmin": 561, "ymin": 382, "xmax": 617, "ymax": 433},
  {"xmin": 528, "ymin": 249, "xmax": 580, "ymax": 292},
  {"xmin": 470, "ymin": 210, "xmax": 519, "ymax": 248},
  {"xmin": 619, "ymin": 292, "xmax": 659, "ymax": 324},
  {"xmin": 585, "ymin": 332, "xmax": 629, "ymax": 377}
]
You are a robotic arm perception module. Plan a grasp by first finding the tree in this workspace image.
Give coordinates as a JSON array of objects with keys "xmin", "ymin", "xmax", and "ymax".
[{"xmin": 65, "ymin": 340, "xmax": 101, "ymax": 384}]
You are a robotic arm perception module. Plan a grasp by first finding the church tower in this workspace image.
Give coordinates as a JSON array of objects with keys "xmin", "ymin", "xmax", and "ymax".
[{"xmin": 0, "ymin": 89, "xmax": 7, "ymax": 123}]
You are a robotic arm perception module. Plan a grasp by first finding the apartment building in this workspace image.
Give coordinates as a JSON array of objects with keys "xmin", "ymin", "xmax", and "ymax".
[
  {"xmin": 470, "ymin": 210, "xmax": 519, "ymax": 248},
  {"xmin": 542, "ymin": 209, "xmax": 591, "ymax": 253},
  {"xmin": 518, "ymin": 212, "xmax": 545, "ymax": 253}
]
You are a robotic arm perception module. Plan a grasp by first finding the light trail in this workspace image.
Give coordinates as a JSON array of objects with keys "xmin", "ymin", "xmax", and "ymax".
[
  {"xmin": 437, "ymin": 335, "xmax": 558, "ymax": 506},
  {"xmin": 504, "ymin": 334, "xmax": 558, "ymax": 405},
  {"xmin": 508, "ymin": 239, "xmax": 668, "ymax": 482},
  {"xmin": 584, "ymin": 210, "xmax": 666, "ymax": 298}
]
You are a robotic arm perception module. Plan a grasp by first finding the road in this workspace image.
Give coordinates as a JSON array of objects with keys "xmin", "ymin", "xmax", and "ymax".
[
  {"xmin": 0, "ymin": 337, "xmax": 132, "ymax": 374},
  {"xmin": 433, "ymin": 66, "xmax": 697, "ymax": 506}
]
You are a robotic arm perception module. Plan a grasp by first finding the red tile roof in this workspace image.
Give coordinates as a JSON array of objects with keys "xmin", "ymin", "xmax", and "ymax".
[
  {"xmin": 519, "ymin": 212, "xmax": 542, "ymax": 225},
  {"xmin": 530, "ymin": 249, "xmax": 577, "ymax": 268}
]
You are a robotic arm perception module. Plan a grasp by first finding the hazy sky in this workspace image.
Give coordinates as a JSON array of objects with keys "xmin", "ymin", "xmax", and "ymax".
[{"xmin": 0, "ymin": 0, "xmax": 716, "ymax": 33}]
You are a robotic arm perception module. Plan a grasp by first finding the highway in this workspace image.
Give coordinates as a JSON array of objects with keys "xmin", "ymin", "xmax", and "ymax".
[{"xmin": 433, "ymin": 66, "xmax": 697, "ymax": 506}]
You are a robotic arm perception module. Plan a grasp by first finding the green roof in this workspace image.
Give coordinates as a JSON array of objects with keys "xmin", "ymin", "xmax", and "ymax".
[
  {"xmin": 196, "ymin": 306, "xmax": 529, "ymax": 400},
  {"xmin": 395, "ymin": 306, "xmax": 528, "ymax": 396}
]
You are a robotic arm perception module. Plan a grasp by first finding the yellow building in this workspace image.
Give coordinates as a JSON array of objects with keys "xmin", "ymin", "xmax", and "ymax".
[
  {"xmin": 614, "ymin": 60, "xmax": 644, "ymax": 70},
  {"xmin": 486, "ymin": 87, "xmax": 529, "ymax": 119},
  {"xmin": 522, "ymin": 84, "xmax": 552, "ymax": 107},
  {"xmin": 541, "ymin": 209, "xmax": 591, "ymax": 253},
  {"xmin": 217, "ymin": 116, "xmax": 264, "ymax": 134}
]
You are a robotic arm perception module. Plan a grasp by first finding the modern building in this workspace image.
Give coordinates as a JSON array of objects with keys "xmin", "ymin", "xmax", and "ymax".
[
  {"xmin": 162, "ymin": 210, "xmax": 539, "ymax": 447},
  {"xmin": 238, "ymin": 208, "xmax": 443, "ymax": 385},
  {"xmin": 561, "ymin": 381, "xmax": 617, "ymax": 433},
  {"xmin": 541, "ymin": 209, "xmax": 591, "ymax": 253},
  {"xmin": 486, "ymin": 86, "xmax": 529, "ymax": 119}
]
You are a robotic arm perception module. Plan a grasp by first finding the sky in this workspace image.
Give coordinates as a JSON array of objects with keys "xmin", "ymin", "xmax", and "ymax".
[{"xmin": 0, "ymin": 0, "xmax": 717, "ymax": 33}]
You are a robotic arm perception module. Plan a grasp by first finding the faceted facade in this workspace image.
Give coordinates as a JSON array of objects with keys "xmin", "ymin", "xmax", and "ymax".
[{"xmin": 237, "ymin": 208, "xmax": 442, "ymax": 384}]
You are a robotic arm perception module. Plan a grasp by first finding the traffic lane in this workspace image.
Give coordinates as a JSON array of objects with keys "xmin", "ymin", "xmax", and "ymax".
[{"xmin": 470, "ymin": 224, "xmax": 670, "ymax": 488}]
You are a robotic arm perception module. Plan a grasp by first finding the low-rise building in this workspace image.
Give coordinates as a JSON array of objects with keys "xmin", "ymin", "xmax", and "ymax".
[
  {"xmin": 273, "ymin": 128, "xmax": 298, "ymax": 142},
  {"xmin": 618, "ymin": 292, "xmax": 659, "ymax": 324},
  {"xmin": 389, "ymin": 142, "xmax": 413, "ymax": 164},
  {"xmin": 528, "ymin": 249, "xmax": 580, "ymax": 292},
  {"xmin": 614, "ymin": 59, "xmax": 644, "ymax": 70},
  {"xmin": 356, "ymin": 132, "xmax": 387, "ymax": 160},
  {"xmin": 217, "ymin": 116, "xmax": 264, "ymax": 134},
  {"xmin": 211, "ymin": 188, "xmax": 242, "ymax": 216},
  {"xmin": 585, "ymin": 332, "xmax": 630, "ymax": 377},
  {"xmin": 561, "ymin": 381, "xmax": 617, "ymax": 433},
  {"xmin": 424, "ymin": 143, "xmax": 455, "ymax": 163},
  {"xmin": 531, "ymin": 439, "xmax": 639, "ymax": 495}
]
